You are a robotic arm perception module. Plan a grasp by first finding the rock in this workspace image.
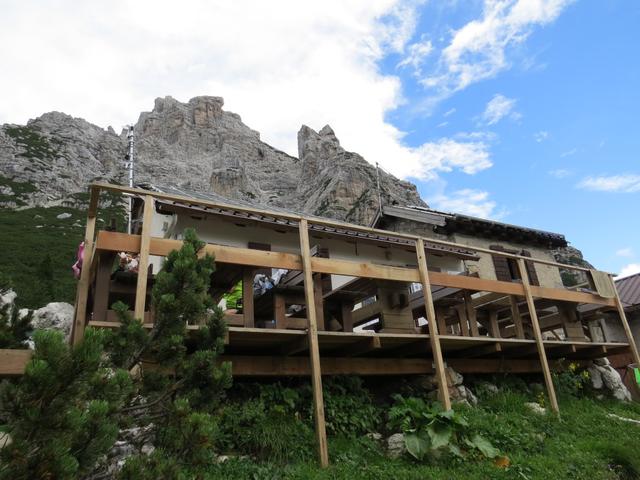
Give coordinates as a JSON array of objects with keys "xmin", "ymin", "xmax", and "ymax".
[
  {"xmin": 366, "ymin": 432, "xmax": 383, "ymax": 441},
  {"xmin": 594, "ymin": 357, "xmax": 610, "ymax": 367},
  {"xmin": 588, "ymin": 365, "xmax": 604, "ymax": 390},
  {"xmin": 445, "ymin": 367, "xmax": 464, "ymax": 386},
  {"xmin": 56, "ymin": 212, "xmax": 72, "ymax": 219},
  {"xmin": 597, "ymin": 364, "xmax": 632, "ymax": 401},
  {"xmin": 525, "ymin": 402, "xmax": 547, "ymax": 415},
  {"xmin": 0, "ymin": 289, "xmax": 17, "ymax": 312},
  {"xmin": 479, "ymin": 382, "xmax": 500, "ymax": 395},
  {"xmin": 1, "ymin": 96, "xmax": 425, "ymax": 226},
  {"xmin": 31, "ymin": 302, "xmax": 74, "ymax": 341},
  {"xmin": 387, "ymin": 433, "xmax": 405, "ymax": 459},
  {"xmin": 0, "ymin": 432, "xmax": 11, "ymax": 449},
  {"xmin": 141, "ymin": 443, "xmax": 155, "ymax": 456}
]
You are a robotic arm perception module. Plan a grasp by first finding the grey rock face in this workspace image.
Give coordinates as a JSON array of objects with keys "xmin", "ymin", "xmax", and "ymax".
[{"xmin": 1, "ymin": 95, "xmax": 424, "ymax": 225}]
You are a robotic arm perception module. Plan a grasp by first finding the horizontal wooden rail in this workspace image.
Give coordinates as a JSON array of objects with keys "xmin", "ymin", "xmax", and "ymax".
[{"xmin": 94, "ymin": 230, "xmax": 616, "ymax": 306}]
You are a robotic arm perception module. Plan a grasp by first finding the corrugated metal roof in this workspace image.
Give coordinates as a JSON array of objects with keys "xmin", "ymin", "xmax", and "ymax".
[{"xmin": 616, "ymin": 272, "xmax": 640, "ymax": 308}]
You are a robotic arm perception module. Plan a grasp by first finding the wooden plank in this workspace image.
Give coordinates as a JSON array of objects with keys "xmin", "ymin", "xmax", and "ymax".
[
  {"xmin": 517, "ymin": 258, "xmax": 559, "ymax": 414},
  {"xmin": 429, "ymin": 271, "xmax": 525, "ymax": 296},
  {"xmin": 0, "ymin": 349, "xmax": 33, "ymax": 375},
  {"xmin": 310, "ymin": 257, "xmax": 420, "ymax": 283},
  {"xmin": 313, "ymin": 274, "xmax": 325, "ymax": 331},
  {"xmin": 456, "ymin": 305, "xmax": 469, "ymax": 336},
  {"xmin": 333, "ymin": 336, "xmax": 381, "ymax": 357},
  {"xmin": 274, "ymin": 294, "xmax": 286, "ymax": 329},
  {"xmin": 415, "ymin": 238, "xmax": 451, "ymax": 410},
  {"xmin": 92, "ymin": 251, "xmax": 115, "ymax": 323},
  {"xmin": 243, "ymin": 269, "xmax": 255, "ymax": 328},
  {"xmin": 529, "ymin": 285, "xmax": 616, "ymax": 307},
  {"xmin": 341, "ymin": 302, "xmax": 354, "ymax": 332},
  {"xmin": 457, "ymin": 342, "xmax": 501, "ymax": 358},
  {"xmin": 71, "ymin": 214, "xmax": 97, "ymax": 345},
  {"xmin": 464, "ymin": 291, "xmax": 479, "ymax": 337},
  {"xmin": 280, "ymin": 336, "xmax": 309, "ymax": 356},
  {"xmin": 216, "ymin": 355, "xmax": 592, "ymax": 376},
  {"xmin": 299, "ymin": 218, "xmax": 329, "ymax": 467},
  {"xmin": 488, "ymin": 310, "xmax": 501, "ymax": 338},
  {"xmin": 510, "ymin": 296, "xmax": 525, "ymax": 339},
  {"xmin": 610, "ymin": 273, "xmax": 640, "ymax": 366},
  {"xmin": 134, "ymin": 195, "xmax": 154, "ymax": 320}
]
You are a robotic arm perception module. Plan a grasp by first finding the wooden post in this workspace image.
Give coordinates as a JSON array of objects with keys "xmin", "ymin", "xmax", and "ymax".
[
  {"xmin": 415, "ymin": 238, "xmax": 452, "ymax": 411},
  {"xmin": 274, "ymin": 294, "xmax": 286, "ymax": 329},
  {"xmin": 488, "ymin": 310, "xmax": 501, "ymax": 338},
  {"xmin": 134, "ymin": 195, "xmax": 154, "ymax": 320},
  {"xmin": 71, "ymin": 215, "xmax": 97, "ymax": 345},
  {"xmin": 298, "ymin": 219, "xmax": 329, "ymax": 467},
  {"xmin": 71, "ymin": 186, "xmax": 100, "ymax": 345},
  {"xmin": 517, "ymin": 258, "xmax": 559, "ymax": 414},
  {"xmin": 510, "ymin": 296, "xmax": 525, "ymax": 339},
  {"xmin": 243, "ymin": 269, "xmax": 255, "ymax": 327},
  {"xmin": 464, "ymin": 292, "xmax": 479, "ymax": 337},
  {"xmin": 610, "ymin": 275, "xmax": 640, "ymax": 366},
  {"xmin": 92, "ymin": 252, "xmax": 116, "ymax": 323}
]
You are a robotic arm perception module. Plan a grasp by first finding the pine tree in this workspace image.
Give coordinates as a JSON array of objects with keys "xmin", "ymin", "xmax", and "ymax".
[{"xmin": 0, "ymin": 229, "xmax": 231, "ymax": 479}]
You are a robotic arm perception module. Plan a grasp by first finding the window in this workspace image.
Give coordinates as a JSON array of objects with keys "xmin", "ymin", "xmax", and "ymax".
[{"xmin": 490, "ymin": 245, "xmax": 539, "ymax": 286}]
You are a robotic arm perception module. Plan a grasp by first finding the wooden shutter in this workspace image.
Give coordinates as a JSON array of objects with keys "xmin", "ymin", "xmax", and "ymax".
[
  {"xmin": 520, "ymin": 250, "xmax": 540, "ymax": 286},
  {"xmin": 490, "ymin": 245, "xmax": 512, "ymax": 282}
]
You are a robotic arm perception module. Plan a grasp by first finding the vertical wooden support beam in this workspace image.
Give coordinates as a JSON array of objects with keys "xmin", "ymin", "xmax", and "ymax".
[
  {"xmin": 243, "ymin": 269, "xmax": 255, "ymax": 327},
  {"xmin": 415, "ymin": 238, "xmax": 452, "ymax": 411},
  {"xmin": 134, "ymin": 195, "xmax": 154, "ymax": 320},
  {"xmin": 274, "ymin": 294, "xmax": 286, "ymax": 329},
  {"xmin": 517, "ymin": 258, "xmax": 559, "ymax": 414},
  {"xmin": 456, "ymin": 305, "xmax": 469, "ymax": 337},
  {"xmin": 92, "ymin": 252, "xmax": 116, "ymax": 323},
  {"xmin": 71, "ymin": 186, "xmax": 100, "ymax": 345},
  {"xmin": 510, "ymin": 296, "xmax": 525, "ymax": 339},
  {"xmin": 298, "ymin": 219, "xmax": 329, "ymax": 467},
  {"xmin": 313, "ymin": 274, "xmax": 325, "ymax": 331},
  {"xmin": 488, "ymin": 310, "xmax": 501, "ymax": 338},
  {"xmin": 341, "ymin": 302, "xmax": 354, "ymax": 332},
  {"xmin": 71, "ymin": 216, "xmax": 97, "ymax": 345},
  {"xmin": 435, "ymin": 306, "xmax": 448, "ymax": 335},
  {"xmin": 464, "ymin": 292, "xmax": 479, "ymax": 337},
  {"xmin": 610, "ymin": 275, "xmax": 640, "ymax": 366}
]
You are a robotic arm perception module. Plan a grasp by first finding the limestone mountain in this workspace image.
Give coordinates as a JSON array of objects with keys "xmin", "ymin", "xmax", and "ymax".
[{"xmin": 0, "ymin": 95, "xmax": 424, "ymax": 225}]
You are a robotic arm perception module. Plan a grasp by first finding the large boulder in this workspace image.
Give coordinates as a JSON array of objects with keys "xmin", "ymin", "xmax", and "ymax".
[{"xmin": 31, "ymin": 302, "xmax": 74, "ymax": 342}]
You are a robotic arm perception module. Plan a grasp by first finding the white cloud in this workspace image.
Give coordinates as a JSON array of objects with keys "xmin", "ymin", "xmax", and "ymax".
[
  {"xmin": 1, "ymin": 0, "xmax": 475, "ymax": 182},
  {"xmin": 443, "ymin": 108, "xmax": 456, "ymax": 117},
  {"xmin": 578, "ymin": 175, "xmax": 640, "ymax": 193},
  {"xmin": 616, "ymin": 247, "xmax": 634, "ymax": 258},
  {"xmin": 480, "ymin": 93, "xmax": 518, "ymax": 125},
  {"xmin": 410, "ymin": 138, "xmax": 493, "ymax": 180},
  {"xmin": 431, "ymin": 188, "xmax": 504, "ymax": 219},
  {"xmin": 397, "ymin": 35, "xmax": 433, "ymax": 74},
  {"xmin": 423, "ymin": 0, "xmax": 573, "ymax": 97},
  {"xmin": 534, "ymin": 130, "xmax": 549, "ymax": 142},
  {"xmin": 617, "ymin": 263, "xmax": 640, "ymax": 279},
  {"xmin": 560, "ymin": 148, "xmax": 577, "ymax": 157},
  {"xmin": 549, "ymin": 168, "xmax": 571, "ymax": 178}
]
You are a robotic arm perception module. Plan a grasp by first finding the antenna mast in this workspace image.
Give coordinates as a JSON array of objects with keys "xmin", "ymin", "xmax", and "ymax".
[
  {"xmin": 125, "ymin": 125, "xmax": 135, "ymax": 234},
  {"xmin": 375, "ymin": 162, "xmax": 383, "ymax": 212}
]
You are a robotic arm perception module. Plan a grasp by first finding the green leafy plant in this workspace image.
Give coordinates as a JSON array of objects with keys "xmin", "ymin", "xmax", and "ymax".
[
  {"xmin": 388, "ymin": 395, "xmax": 499, "ymax": 462},
  {"xmin": 553, "ymin": 361, "xmax": 591, "ymax": 398}
]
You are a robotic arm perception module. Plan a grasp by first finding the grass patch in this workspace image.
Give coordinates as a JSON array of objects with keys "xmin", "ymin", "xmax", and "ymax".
[
  {"xmin": 0, "ymin": 192, "xmax": 126, "ymax": 308},
  {"xmin": 3, "ymin": 125, "xmax": 59, "ymax": 161},
  {"xmin": 0, "ymin": 176, "xmax": 37, "ymax": 207},
  {"xmin": 190, "ymin": 382, "xmax": 640, "ymax": 480}
]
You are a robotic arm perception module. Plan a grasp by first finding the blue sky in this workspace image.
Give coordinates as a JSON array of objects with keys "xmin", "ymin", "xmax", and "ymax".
[
  {"xmin": 378, "ymin": 0, "xmax": 640, "ymax": 276},
  {"xmin": 0, "ymin": 0, "xmax": 638, "ymax": 276}
]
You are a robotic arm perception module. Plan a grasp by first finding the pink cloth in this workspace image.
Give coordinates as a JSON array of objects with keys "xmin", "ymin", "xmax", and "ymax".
[{"xmin": 72, "ymin": 241, "xmax": 85, "ymax": 279}]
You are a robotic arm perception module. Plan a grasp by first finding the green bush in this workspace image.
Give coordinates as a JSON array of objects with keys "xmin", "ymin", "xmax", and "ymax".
[{"xmin": 388, "ymin": 395, "xmax": 499, "ymax": 462}]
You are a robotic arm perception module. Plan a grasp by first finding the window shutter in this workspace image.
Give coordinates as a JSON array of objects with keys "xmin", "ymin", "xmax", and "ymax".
[
  {"xmin": 520, "ymin": 250, "xmax": 540, "ymax": 286},
  {"xmin": 490, "ymin": 245, "xmax": 512, "ymax": 282}
]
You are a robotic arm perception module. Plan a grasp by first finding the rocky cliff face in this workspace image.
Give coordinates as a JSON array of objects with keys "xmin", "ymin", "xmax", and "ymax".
[{"xmin": 0, "ymin": 95, "xmax": 424, "ymax": 225}]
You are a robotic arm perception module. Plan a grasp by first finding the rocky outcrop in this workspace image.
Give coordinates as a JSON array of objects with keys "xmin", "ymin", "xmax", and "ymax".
[
  {"xmin": 587, "ymin": 358, "xmax": 632, "ymax": 401},
  {"xmin": 1, "ymin": 96, "xmax": 424, "ymax": 225},
  {"xmin": 552, "ymin": 245, "xmax": 594, "ymax": 286},
  {"xmin": 31, "ymin": 302, "xmax": 74, "ymax": 343}
]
